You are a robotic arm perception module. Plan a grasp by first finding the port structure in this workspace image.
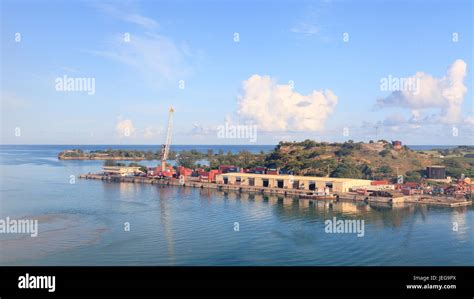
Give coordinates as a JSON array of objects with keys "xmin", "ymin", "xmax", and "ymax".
[{"xmin": 160, "ymin": 107, "xmax": 174, "ymax": 173}]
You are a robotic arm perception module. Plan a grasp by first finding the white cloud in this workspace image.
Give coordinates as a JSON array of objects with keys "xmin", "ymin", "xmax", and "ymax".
[
  {"xmin": 237, "ymin": 75, "xmax": 338, "ymax": 131},
  {"xmin": 122, "ymin": 13, "xmax": 159, "ymax": 29},
  {"xmin": 0, "ymin": 92, "xmax": 30, "ymax": 110},
  {"xmin": 115, "ymin": 118, "xmax": 136, "ymax": 138},
  {"xmin": 97, "ymin": 3, "xmax": 159, "ymax": 29},
  {"xmin": 465, "ymin": 116, "xmax": 474, "ymax": 126},
  {"xmin": 290, "ymin": 22, "xmax": 320, "ymax": 36},
  {"xmin": 88, "ymin": 33, "xmax": 193, "ymax": 86},
  {"xmin": 376, "ymin": 59, "xmax": 468, "ymax": 124},
  {"xmin": 143, "ymin": 126, "xmax": 163, "ymax": 139},
  {"xmin": 89, "ymin": 4, "xmax": 196, "ymax": 87},
  {"xmin": 290, "ymin": 2, "xmax": 332, "ymax": 40},
  {"xmin": 190, "ymin": 123, "xmax": 214, "ymax": 135},
  {"xmin": 383, "ymin": 114, "xmax": 407, "ymax": 127}
]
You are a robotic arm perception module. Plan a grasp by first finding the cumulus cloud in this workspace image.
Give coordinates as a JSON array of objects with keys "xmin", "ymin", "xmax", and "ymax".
[
  {"xmin": 376, "ymin": 59, "xmax": 468, "ymax": 124},
  {"xmin": 115, "ymin": 119, "xmax": 136, "ymax": 138},
  {"xmin": 237, "ymin": 75, "xmax": 338, "ymax": 131}
]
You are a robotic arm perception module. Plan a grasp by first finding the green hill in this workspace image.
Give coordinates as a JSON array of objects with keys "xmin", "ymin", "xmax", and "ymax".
[{"xmin": 262, "ymin": 140, "xmax": 435, "ymax": 181}]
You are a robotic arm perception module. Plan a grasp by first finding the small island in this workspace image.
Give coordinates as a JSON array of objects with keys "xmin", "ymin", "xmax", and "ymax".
[{"xmin": 58, "ymin": 149, "xmax": 161, "ymax": 161}]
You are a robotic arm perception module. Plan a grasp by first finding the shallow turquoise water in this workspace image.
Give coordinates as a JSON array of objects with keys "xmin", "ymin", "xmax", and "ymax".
[{"xmin": 0, "ymin": 145, "xmax": 472, "ymax": 265}]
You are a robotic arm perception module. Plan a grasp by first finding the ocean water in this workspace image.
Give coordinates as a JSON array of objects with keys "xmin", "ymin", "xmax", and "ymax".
[{"xmin": 0, "ymin": 145, "xmax": 472, "ymax": 266}]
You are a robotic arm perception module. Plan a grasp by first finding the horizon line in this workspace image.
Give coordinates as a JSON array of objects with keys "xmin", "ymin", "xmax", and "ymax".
[{"xmin": 0, "ymin": 143, "xmax": 471, "ymax": 147}]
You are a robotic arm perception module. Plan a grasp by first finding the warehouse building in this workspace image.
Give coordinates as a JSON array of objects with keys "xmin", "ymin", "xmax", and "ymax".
[
  {"xmin": 215, "ymin": 173, "xmax": 372, "ymax": 193},
  {"xmin": 102, "ymin": 166, "xmax": 143, "ymax": 177},
  {"xmin": 426, "ymin": 165, "xmax": 446, "ymax": 179}
]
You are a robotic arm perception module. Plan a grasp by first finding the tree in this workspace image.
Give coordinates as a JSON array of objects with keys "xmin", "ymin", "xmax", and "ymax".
[
  {"xmin": 238, "ymin": 151, "xmax": 254, "ymax": 167},
  {"xmin": 331, "ymin": 162, "xmax": 363, "ymax": 179},
  {"xmin": 335, "ymin": 147, "xmax": 352, "ymax": 157},
  {"xmin": 301, "ymin": 139, "xmax": 318, "ymax": 149},
  {"xmin": 129, "ymin": 162, "xmax": 147, "ymax": 173},
  {"xmin": 446, "ymin": 167, "xmax": 463, "ymax": 178},
  {"xmin": 379, "ymin": 149, "xmax": 390, "ymax": 157},
  {"xmin": 308, "ymin": 148, "xmax": 325, "ymax": 158},
  {"xmin": 176, "ymin": 151, "xmax": 201, "ymax": 168},
  {"xmin": 145, "ymin": 150, "xmax": 154, "ymax": 160},
  {"xmin": 405, "ymin": 170, "xmax": 422, "ymax": 182},
  {"xmin": 361, "ymin": 165, "xmax": 373, "ymax": 179},
  {"xmin": 104, "ymin": 160, "xmax": 118, "ymax": 166},
  {"xmin": 207, "ymin": 149, "xmax": 214, "ymax": 158},
  {"xmin": 377, "ymin": 165, "xmax": 394, "ymax": 177},
  {"xmin": 264, "ymin": 152, "xmax": 284, "ymax": 169}
]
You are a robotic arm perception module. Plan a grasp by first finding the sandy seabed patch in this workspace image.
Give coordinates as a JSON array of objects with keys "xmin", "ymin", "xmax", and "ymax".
[{"xmin": 0, "ymin": 213, "xmax": 107, "ymax": 264}]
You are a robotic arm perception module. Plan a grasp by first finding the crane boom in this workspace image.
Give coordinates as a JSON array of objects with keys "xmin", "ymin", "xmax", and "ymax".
[{"xmin": 161, "ymin": 107, "xmax": 174, "ymax": 172}]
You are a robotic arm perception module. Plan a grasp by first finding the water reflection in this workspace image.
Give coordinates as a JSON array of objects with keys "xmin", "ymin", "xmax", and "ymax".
[
  {"xmin": 451, "ymin": 207, "xmax": 469, "ymax": 241},
  {"xmin": 210, "ymin": 189, "xmax": 472, "ymax": 232},
  {"xmin": 158, "ymin": 187, "xmax": 175, "ymax": 264}
]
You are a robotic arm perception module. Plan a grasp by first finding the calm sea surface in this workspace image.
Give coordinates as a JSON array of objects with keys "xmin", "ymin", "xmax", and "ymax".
[{"xmin": 0, "ymin": 145, "xmax": 472, "ymax": 266}]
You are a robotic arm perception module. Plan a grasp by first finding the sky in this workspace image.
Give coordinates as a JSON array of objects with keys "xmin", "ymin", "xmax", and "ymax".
[{"xmin": 1, "ymin": 0, "xmax": 473, "ymax": 145}]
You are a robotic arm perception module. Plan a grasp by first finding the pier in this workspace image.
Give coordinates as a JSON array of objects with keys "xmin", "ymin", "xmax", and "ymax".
[{"xmin": 79, "ymin": 174, "xmax": 472, "ymax": 208}]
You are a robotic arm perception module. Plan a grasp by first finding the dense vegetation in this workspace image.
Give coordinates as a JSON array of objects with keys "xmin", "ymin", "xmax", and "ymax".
[{"xmin": 60, "ymin": 141, "xmax": 474, "ymax": 180}]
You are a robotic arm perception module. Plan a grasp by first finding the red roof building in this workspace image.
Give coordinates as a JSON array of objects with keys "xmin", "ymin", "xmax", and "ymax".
[{"xmin": 392, "ymin": 140, "xmax": 402, "ymax": 150}]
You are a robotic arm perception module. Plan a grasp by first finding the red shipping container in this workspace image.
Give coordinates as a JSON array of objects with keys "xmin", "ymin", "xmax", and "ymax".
[
  {"xmin": 200, "ymin": 173, "xmax": 209, "ymax": 182},
  {"xmin": 404, "ymin": 182, "xmax": 418, "ymax": 189},
  {"xmin": 209, "ymin": 170, "xmax": 219, "ymax": 182},
  {"xmin": 178, "ymin": 166, "xmax": 193, "ymax": 177},
  {"xmin": 371, "ymin": 180, "xmax": 389, "ymax": 185}
]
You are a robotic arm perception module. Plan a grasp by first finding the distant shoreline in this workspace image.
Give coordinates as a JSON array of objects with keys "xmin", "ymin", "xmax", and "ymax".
[
  {"xmin": 52, "ymin": 141, "xmax": 474, "ymax": 183},
  {"xmin": 58, "ymin": 156, "xmax": 147, "ymax": 161},
  {"xmin": 0, "ymin": 144, "xmax": 468, "ymax": 149},
  {"xmin": 37, "ymin": 144, "xmax": 474, "ymax": 161}
]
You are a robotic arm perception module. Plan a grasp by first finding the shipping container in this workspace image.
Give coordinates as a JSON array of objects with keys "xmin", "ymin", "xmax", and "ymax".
[
  {"xmin": 371, "ymin": 180, "xmax": 389, "ymax": 185},
  {"xmin": 177, "ymin": 166, "xmax": 193, "ymax": 177},
  {"xmin": 219, "ymin": 165, "xmax": 239, "ymax": 173},
  {"xmin": 266, "ymin": 169, "xmax": 279, "ymax": 175}
]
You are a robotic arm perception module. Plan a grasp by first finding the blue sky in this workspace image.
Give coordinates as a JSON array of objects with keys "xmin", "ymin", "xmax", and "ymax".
[{"xmin": 1, "ymin": 0, "xmax": 473, "ymax": 145}]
